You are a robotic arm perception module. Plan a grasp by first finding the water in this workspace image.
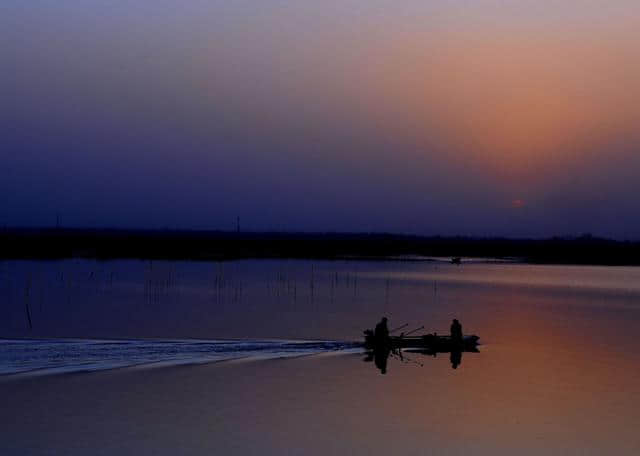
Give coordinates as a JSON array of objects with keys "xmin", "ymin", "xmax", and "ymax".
[
  {"xmin": 0, "ymin": 338, "xmax": 360, "ymax": 377},
  {"xmin": 2, "ymin": 259, "xmax": 640, "ymax": 454},
  {"xmin": 4, "ymin": 259, "xmax": 640, "ymax": 341},
  {"xmin": 2, "ymin": 258, "xmax": 640, "ymax": 370}
]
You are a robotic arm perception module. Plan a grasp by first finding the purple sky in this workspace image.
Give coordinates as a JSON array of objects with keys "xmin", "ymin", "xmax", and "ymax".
[{"xmin": 2, "ymin": 1, "xmax": 639, "ymax": 238}]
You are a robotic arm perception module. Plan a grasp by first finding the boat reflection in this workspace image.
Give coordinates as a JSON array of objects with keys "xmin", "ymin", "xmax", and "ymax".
[{"xmin": 364, "ymin": 344, "xmax": 480, "ymax": 374}]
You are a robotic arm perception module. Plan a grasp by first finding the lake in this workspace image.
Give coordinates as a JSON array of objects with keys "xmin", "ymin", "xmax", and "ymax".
[{"xmin": 2, "ymin": 259, "xmax": 640, "ymax": 454}]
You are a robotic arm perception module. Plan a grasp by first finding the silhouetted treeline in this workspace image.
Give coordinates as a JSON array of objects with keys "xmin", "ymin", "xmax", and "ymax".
[{"xmin": 1, "ymin": 228, "xmax": 639, "ymax": 265}]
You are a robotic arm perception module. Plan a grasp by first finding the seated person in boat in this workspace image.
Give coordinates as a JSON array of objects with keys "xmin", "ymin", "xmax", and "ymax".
[
  {"xmin": 374, "ymin": 317, "xmax": 389, "ymax": 343},
  {"xmin": 450, "ymin": 318, "xmax": 463, "ymax": 344}
]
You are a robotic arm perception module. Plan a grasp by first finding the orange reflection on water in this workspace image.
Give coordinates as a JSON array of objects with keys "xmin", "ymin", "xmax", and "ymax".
[{"xmin": 2, "ymin": 288, "xmax": 640, "ymax": 455}]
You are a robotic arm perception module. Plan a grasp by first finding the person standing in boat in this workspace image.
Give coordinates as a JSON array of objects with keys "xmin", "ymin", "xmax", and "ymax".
[
  {"xmin": 374, "ymin": 317, "xmax": 389, "ymax": 343},
  {"xmin": 450, "ymin": 319, "xmax": 463, "ymax": 344}
]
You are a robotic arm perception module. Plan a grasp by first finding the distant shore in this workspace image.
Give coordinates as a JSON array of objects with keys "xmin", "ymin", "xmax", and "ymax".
[{"xmin": 1, "ymin": 228, "xmax": 639, "ymax": 265}]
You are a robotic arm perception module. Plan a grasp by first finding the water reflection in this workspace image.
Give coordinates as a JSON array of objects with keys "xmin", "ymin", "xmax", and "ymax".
[
  {"xmin": 451, "ymin": 350, "xmax": 461, "ymax": 369},
  {"xmin": 3, "ymin": 260, "xmax": 640, "ymax": 454},
  {"xmin": 364, "ymin": 344, "xmax": 480, "ymax": 374},
  {"xmin": 3, "ymin": 259, "xmax": 640, "ymax": 341}
]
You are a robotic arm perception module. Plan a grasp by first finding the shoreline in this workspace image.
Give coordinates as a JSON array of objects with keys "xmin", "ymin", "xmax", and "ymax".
[{"xmin": 2, "ymin": 228, "xmax": 639, "ymax": 265}]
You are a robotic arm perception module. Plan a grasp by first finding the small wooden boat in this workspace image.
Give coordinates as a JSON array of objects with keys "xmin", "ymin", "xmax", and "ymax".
[{"xmin": 363, "ymin": 329, "xmax": 479, "ymax": 351}]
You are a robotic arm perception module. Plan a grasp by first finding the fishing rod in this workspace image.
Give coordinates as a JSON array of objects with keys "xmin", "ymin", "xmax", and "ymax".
[
  {"xmin": 389, "ymin": 323, "xmax": 408, "ymax": 334},
  {"xmin": 401, "ymin": 325, "xmax": 424, "ymax": 337}
]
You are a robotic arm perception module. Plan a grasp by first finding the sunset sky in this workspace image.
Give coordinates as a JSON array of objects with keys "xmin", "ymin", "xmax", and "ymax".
[{"xmin": 2, "ymin": 1, "xmax": 639, "ymax": 238}]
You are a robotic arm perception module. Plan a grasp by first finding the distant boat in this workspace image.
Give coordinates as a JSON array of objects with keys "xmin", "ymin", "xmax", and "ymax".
[{"xmin": 451, "ymin": 257, "xmax": 462, "ymax": 265}]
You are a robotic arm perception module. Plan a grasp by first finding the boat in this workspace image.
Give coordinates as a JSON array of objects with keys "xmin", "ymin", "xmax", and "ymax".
[{"xmin": 363, "ymin": 329, "xmax": 479, "ymax": 352}]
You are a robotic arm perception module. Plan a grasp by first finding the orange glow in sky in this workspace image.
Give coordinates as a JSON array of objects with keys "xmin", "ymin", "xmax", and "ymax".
[
  {"xmin": 3, "ymin": 0, "xmax": 640, "ymax": 236},
  {"xmin": 357, "ymin": 17, "xmax": 640, "ymax": 184}
]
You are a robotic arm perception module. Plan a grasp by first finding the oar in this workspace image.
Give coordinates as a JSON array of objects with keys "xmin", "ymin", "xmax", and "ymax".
[{"xmin": 389, "ymin": 323, "xmax": 408, "ymax": 334}]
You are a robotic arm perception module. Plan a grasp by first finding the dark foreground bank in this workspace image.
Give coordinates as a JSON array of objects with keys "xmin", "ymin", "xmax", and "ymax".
[{"xmin": 1, "ymin": 228, "xmax": 639, "ymax": 265}]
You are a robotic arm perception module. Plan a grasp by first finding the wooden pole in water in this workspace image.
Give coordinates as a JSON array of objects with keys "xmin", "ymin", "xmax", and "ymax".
[{"xmin": 24, "ymin": 276, "xmax": 33, "ymax": 330}]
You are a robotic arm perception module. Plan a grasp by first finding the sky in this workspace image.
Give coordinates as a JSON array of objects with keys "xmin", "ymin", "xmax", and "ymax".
[{"xmin": 2, "ymin": 1, "xmax": 639, "ymax": 238}]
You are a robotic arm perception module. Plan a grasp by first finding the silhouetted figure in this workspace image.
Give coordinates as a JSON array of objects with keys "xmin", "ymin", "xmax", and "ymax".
[
  {"xmin": 374, "ymin": 317, "xmax": 389, "ymax": 344},
  {"xmin": 450, "ymin": 319, "xmax": 463, "ymax": 345},
  {"xmin": 450, "ymin": 350, "xmax": 462, "ymax": 369}
]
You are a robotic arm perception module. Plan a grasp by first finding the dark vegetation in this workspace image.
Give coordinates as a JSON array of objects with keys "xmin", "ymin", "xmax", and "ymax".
[
  {"xmin": 0, "ymin": 228, "xmax": 640, "ymax": 265},
  {"xmin": 1, "ymin": 228, "xmax": 639, "ymax": 265}
]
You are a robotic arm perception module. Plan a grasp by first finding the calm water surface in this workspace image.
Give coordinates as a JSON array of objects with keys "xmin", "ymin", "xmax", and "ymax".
[{"xmin": 1, "ymin": 259, "xmax": 640, "ymax": 454}]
